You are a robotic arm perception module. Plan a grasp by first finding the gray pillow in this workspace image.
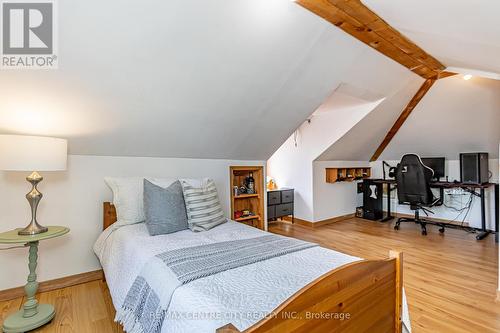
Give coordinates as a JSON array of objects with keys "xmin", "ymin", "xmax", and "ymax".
[{"xmin": 143, "ymin": 179, "xmax": 188, "ymax": 236}]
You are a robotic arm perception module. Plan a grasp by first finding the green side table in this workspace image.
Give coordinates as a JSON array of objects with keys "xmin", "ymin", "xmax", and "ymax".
[{"xmin": 0, "ymin": 226, "xmax": 69, "ymax": 333}]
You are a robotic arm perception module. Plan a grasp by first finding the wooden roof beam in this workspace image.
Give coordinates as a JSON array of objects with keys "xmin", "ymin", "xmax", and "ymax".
[
  {"xmin": 370, "ymin": 78, "xmax": 436, "ymax": 161},
  {"xmin": 296, "ymin": 0, "xmax": 447, "ymax": 79}
]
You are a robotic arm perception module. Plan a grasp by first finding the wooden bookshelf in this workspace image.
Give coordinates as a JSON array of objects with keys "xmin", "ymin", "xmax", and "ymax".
[
  {"xmin": 326, "ymin": 167, "xmax": 371, "ymax": 183},
  {"xmin": 230, "ymin": 166, "xmax": 264, "ymax": 230}
]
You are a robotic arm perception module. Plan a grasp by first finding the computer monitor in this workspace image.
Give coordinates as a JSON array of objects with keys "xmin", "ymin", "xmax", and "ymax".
[{"xmin": 421, "ymin": 157, "xmax": 445, "ymax": 181}]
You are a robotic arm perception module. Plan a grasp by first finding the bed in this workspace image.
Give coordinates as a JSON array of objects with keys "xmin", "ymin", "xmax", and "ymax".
[{"xmin": 94, "ymin": 202, "xmax": 410, "ymax": 333}]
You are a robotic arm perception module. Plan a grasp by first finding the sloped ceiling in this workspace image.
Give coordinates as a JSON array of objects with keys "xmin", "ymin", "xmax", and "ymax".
[
  {"xmin": 316, "ymin": 76, "xmax": 424, "ymax": 161},
  {"xmin": 0, "ymin": 0, "xmax": 414, "ymax": 160},
  {"xmin": 379, "ymin": 76, "xmax": 500, "ymax": 160},
  {"xmin": 362, "ymin": 0, "xmax": 500, "ymax": 75},
  {"xmin": 318, "ymin": 75, "xmax": 500, "ymax": 161}
]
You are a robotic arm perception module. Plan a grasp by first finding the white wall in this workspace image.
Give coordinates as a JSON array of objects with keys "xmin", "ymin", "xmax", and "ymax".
[
  {"xmin": 313, "ymin": 161, "xmax": 368, "ymax": 221},
  {"xmin": 267, "ymin": 91, "xmax": 383, "ymax": 221},
  {"xmin": 0, "ymin": 155, "xmax": 265, "ymax": 290},
  {"xmin": 370, "ymin": 159, "xmax": 498, "ymax": 230}
]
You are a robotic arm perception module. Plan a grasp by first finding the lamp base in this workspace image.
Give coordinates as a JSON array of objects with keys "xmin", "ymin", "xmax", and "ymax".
[
  {"xmin": 18, "ymin": 223, "xmax": 48, "ymax": 235},
  {"xmin": 18, "ymin": 171, "xmax": 48, "ymax": 235},
  {"xmin": 2, "ymin": 304, "xmax": 55, "ymax": 333}
]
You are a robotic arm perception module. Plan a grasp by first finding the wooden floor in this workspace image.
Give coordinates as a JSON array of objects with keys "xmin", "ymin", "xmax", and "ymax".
[
  {"xmin": 1, "ymin": 218, "xmax": 498, "ymax": 332},
  {"xmin": 270, "ymin": 219, "xmax": 500, "ymax": 333}
]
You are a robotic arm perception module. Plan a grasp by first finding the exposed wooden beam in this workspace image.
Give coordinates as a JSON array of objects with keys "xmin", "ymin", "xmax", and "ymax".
[
  {"xmin": 434, "ymin": 71, "xmax": 458, "ymax": 80},
  {"xmin": 296, "ymin": 0, "xmax": 446, "ymax": 79},
  {"xmin": 370, "ymin": 78, "xmax": 436, "ymax": 161}
]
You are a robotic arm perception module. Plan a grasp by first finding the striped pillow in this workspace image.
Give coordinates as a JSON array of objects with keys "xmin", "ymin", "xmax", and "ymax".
[{"xmin": 180, "ymin": 179, "xmax": 227, "ymax": 232}]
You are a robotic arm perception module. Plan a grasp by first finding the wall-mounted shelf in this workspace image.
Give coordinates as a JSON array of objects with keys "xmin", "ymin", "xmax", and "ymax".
[{"xmin": 326, "ymin": 167, "xmax": 371, "ymax": 183}]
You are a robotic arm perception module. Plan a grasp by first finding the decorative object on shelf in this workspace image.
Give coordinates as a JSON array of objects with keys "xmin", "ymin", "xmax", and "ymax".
[
  {"xmin": 266, "ymin": 176, "xmax": 277, "ymax": 191},
  {"xmin": 234, "ymin": 210, "xmax": 255, "ymax": 219},
  {"xmin": 233, "ymin": 186, "xmax": 239, "ymax": 197},
  {"xmin": 0, "ymin": 135, "xmax": 67, "ymax": 235},
  {"xmin": 325, "ymin": 167, "xmax": 371, "ymax": 183},
  {"xmin": 0, "ymin": 226, "xmax": 70, "ymax": 333},
  {"xmin": 230, "ymin": 166, "xmax": 264, "ymax": 229},
  {"xmin": 245, "ymin": 172, "xmax": 255, "ymax": 194}
]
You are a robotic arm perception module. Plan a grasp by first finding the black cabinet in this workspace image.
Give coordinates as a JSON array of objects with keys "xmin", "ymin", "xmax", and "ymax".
[{"xmin": 267, "ymin": 189, "xmax": 294, "ymax": 223}]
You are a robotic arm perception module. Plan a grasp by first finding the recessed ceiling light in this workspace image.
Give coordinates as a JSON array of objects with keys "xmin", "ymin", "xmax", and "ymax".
[{"xmin": 463, "ymin": 74, "xmax": 472, "ymax": 81}]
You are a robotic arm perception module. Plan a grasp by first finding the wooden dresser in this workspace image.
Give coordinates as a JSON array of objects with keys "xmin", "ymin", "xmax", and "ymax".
[{"xmin": 267, "ymin": 188, "xmax": 294, "ymax": 223}]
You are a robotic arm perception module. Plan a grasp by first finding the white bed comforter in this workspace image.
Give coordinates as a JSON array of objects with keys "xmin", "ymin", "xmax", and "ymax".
[{"xmin": 94, "ymin": 221, "xmax": 411, "ymax": 333}]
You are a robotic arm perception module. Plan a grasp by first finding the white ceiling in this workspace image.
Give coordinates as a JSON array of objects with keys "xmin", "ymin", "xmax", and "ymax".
[
  {"xmin": 3, "ymin": 0, "xmax": 496, "ymax": 162},
  {"xmin": 0, "ymin": 0, "xmax": 416, "ymax": 160},
  {"xmin": 317, "ymin": 75, "xmax": 500, "ymax": 161},
  {"xmin": 363, "ymin": 0, "xmax": 500, "ymax": 75}
]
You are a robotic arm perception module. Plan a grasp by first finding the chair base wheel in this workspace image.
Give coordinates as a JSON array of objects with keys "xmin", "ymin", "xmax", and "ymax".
[
  {"xmin": 439, "ymin": 228, "xmax": 445, "ymax": 233},
  {"xmin": 421, "ymin": 230, "xmax": 427, "ymax": 236},
  {"xmin": 394, "ymin": 225, "xmax": 400, "ymax": 230}
]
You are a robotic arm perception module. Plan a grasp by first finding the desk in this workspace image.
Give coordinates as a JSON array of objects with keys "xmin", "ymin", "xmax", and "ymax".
[{"xmin": 371, "ymin": 179, "xmax": 499, "ymax": 242}]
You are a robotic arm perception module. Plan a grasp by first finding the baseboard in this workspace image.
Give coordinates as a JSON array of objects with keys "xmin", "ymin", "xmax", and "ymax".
[
  {"xmin": 282, "ymin": 216, "xmax": 310, "ymax": 227},
  {"xmin": 389, "ymin": 212, "xmax": 470, "ymax": 227},
  {"xmin": 0, "ymin": 269, "xmax": 104, "ymax": 302},
  {"xmin": 282, "ymin": 214, "xmax": 355, "ymax": 228}
]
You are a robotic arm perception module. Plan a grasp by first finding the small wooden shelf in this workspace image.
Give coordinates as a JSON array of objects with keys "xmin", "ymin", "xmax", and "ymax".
[
  {"xmin": 234, "ymin": 194, "xmax": 259, "ymax": 199},
  {"xmin": 230, "ymin": 166, "xmax": 264, "ymax": 230},
  {"xmin": 326, "ymin": 167, "xmax": 371, "ymax": 183},
  {"xmin": 235, "ymin": 215, "xmax": 261, "ymax": 222}
]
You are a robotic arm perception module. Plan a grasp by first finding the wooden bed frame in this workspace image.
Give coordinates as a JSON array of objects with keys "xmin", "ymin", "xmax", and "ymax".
[{"xmin": 103, "ymin": 202, "xmax": 403, "ymax": 333}]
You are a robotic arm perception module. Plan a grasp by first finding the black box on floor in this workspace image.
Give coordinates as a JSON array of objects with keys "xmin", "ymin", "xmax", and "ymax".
[{"xmin": 362, "ymin": 179, "xmax": 383, "ymax": 220}]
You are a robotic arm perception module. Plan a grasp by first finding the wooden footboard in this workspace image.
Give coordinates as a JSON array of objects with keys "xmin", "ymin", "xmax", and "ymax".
[{"xmin": 217, "ymin": 251, "xmax": 403, "ymax": 333}]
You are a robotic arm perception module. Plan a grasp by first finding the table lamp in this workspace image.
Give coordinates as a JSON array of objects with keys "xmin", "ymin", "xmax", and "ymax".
[{"xmin": 0, "ymin": 135, "xmax": 67, "ymax": 235}]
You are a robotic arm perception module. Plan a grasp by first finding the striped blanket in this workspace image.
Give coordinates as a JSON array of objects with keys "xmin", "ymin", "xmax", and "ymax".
[{"xmin": 116, "ymin": 234, "xmax": 317, "ymax": 333}]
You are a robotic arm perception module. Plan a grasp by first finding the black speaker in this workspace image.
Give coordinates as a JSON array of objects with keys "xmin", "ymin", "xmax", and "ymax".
[
  {"xmin": 460, "ymin": 152, "xmax": 489, "ymax": 184},
  {"xmin": 362, "ymin": 179, "xmax": 383, "ymax": 220}
]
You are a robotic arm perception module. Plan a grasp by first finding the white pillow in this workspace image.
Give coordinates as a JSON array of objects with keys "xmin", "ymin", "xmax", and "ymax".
[
  {"xmin": 104, "ymin": 177, "xmax": 177, "ymax": 226},
  {"xmin": 180, "ymin": 178, "xmax": 227, "ymax": 232}
]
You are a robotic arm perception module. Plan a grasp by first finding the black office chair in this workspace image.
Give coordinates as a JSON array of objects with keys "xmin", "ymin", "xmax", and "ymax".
[{"xmin": 394, "ymin": 154, "xmax": 443, "ymax": 235}]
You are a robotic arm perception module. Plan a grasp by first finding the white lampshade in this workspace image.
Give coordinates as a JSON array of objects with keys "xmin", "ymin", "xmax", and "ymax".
[{"xmin": 0, "ymin": 135, "xmax": 67, "ymax": 171}]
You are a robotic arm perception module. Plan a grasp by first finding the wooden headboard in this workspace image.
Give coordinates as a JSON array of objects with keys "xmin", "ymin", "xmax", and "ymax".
[{"xmin": 103, "ymin": 202, "xmax": 117, "ymax": 230}]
